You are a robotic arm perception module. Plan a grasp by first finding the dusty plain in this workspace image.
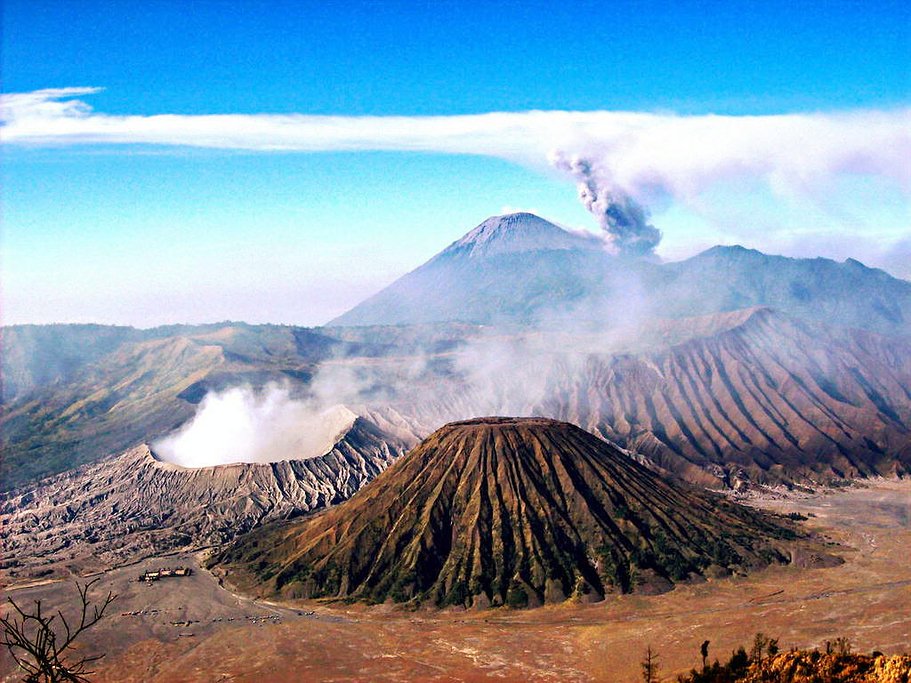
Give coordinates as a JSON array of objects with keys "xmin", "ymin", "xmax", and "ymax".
[{"xmin": 2, "ymin": 479, "xmax": 909, "ymax": 682}]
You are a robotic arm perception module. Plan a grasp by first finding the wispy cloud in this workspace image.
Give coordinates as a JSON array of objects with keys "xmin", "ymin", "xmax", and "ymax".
[{"xmin": 3, "ymin": 88, "xmax": 909, "ymax": 199}]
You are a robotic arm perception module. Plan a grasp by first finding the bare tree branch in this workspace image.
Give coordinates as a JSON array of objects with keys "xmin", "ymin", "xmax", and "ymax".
[{"xmin": 1, "ymin": 579, "xmax": 116, "ymax": 683}]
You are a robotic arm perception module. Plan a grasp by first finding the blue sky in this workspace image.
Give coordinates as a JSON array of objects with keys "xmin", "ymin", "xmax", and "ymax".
[{"xmin": 3, "ymin": 0, "xmax": 910, "ymax": 326}]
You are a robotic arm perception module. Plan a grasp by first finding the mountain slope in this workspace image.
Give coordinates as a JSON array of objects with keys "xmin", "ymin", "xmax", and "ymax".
[
  {"xmin": 1, "ymin": 324, "xmax": 144, "ymax": 403},
  {"xmin": 538, "ymin": 308, "xmax": 911, "ymax": 485},
  {"xmin": 658, "ymin": 245, "xmax": 911, "ymax": 336},
  {"xmin": 439, "ymin": 211, "xmax": 604, "ymax": 259},
  {"xmin": 217, "ymin": 418, "xmax": 803, "ymax": 608},
  {"xmin": 329, "ymin": 213, "xmax": 618, "ymax": 327},
  {"xmin": 383, "ymin": 308, "xmax": 911, "ymax": 487}
]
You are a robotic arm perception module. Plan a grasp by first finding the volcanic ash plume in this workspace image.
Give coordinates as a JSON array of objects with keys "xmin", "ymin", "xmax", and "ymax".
[{"xmin": 552, "ymin": 153, "xmax": 662, "ymax": 257}]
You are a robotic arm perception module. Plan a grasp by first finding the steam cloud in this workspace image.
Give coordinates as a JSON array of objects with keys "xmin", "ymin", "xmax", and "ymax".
[
  {"xmin": 152, "ymin": 382, "xmax": 356, "ymax": 468},
  {"xmin": 551, "ymin": 153, "xmax": 663, "ymax": 256}
]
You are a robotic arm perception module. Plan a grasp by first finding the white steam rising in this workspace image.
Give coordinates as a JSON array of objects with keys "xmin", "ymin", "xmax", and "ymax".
[{"xmin": 152, "ymin": 383, "xmax": 356, "ymax": 468}]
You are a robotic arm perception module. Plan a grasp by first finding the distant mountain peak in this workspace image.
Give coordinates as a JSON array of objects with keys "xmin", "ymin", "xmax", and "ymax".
[
  {"xmin": 844, "ymin": 257, "xmax": 871, "ymax": 270},
  {"xmin": 698, "ymin": 244, "xmax": 765, "ymax": 259},
  {"xmin": 437, "ymin": 212, "xmax": 603, "ymax": 260}
]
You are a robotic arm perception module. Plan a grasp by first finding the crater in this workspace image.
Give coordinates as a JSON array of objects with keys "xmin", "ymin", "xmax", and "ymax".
[{"xmin": 152, "ymin": 399, "xmax": 358, "ymax": 469}]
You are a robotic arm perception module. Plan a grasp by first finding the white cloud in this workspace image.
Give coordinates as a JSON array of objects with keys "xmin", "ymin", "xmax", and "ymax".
[
  {"xmin": 3, "ymin": 88, "xmax": 909, "ymax": 266},
  {"xmin": 2, "ymin": 88, "xmax": 909, "ymax": 202}
]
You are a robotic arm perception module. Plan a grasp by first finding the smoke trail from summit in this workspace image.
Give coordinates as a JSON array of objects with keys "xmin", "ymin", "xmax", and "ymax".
[{"xmin": 551, "ymin": 153, "xmax": 662, "ymax": 257}]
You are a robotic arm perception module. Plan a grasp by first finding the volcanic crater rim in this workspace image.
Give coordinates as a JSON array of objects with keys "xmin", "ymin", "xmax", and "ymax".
[{"xmin": 445, "ymin": 416, "xmax": 566, "ymax": 428}]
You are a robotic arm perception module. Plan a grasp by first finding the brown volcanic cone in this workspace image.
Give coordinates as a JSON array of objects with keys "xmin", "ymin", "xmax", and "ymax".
[{"xmin": 217, "ymin": 417, "xmax": 798, "ymax": 608}]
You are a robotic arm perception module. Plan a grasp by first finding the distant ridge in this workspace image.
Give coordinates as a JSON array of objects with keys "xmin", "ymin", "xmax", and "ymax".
[
  {"xmin": 216, "ymin": 417, "xmax": 802, "ymax": 608},
  {"xmin": 329, "ymin": 212, "xmax": 911, "ymax": 335}
]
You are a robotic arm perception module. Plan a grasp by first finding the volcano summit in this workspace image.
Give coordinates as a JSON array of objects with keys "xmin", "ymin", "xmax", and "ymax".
[{"xmin": 218, "ymin": 417, "xmax": 803, "ymax": 608}]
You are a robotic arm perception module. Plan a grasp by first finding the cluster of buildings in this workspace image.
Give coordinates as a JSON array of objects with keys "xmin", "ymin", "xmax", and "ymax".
[{"xmin": 138, "ymin": 566, "xmax": 192, "ymax": 583}]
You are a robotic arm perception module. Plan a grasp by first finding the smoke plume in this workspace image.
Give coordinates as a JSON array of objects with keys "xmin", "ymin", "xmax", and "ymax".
[{"xmin": 551, "ymin": 153, "xmax": 662, "ymax": 257}]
